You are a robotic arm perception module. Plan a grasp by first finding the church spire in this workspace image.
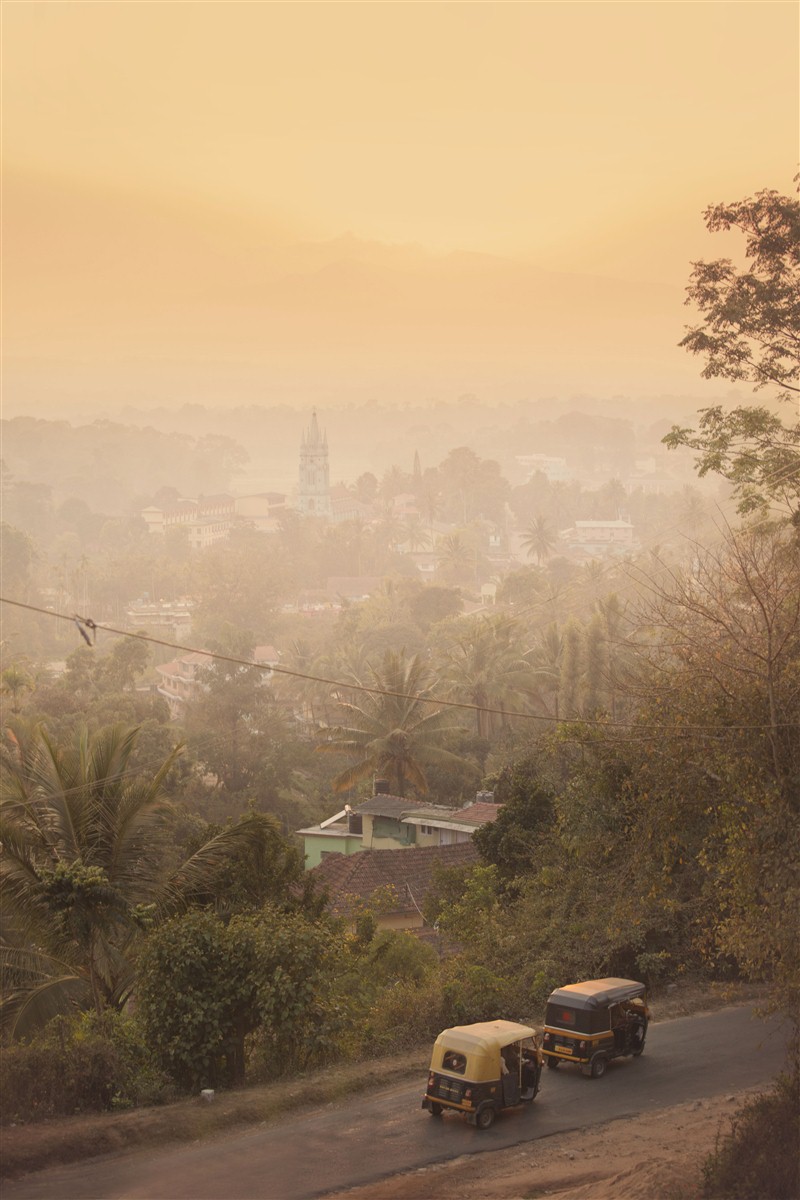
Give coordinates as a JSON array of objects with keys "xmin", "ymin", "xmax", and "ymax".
[{"xmin": 297, "ymin": 410, "xmax": 332, "ymax": 518}]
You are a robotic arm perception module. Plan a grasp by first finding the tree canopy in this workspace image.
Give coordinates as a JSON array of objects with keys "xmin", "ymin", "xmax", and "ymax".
[
  {"xmin": 665, "ymin": 185, "xmax": 800, "ymax": 517},
  {"xmin": 0, "ymin": 723, "xmax": 305, "ymax": 1037}
]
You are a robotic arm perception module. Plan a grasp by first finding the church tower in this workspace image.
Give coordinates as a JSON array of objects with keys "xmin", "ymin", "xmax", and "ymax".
[{"xmin": 297, "ymin": 410, "xmax": 332, "ymax": 517}]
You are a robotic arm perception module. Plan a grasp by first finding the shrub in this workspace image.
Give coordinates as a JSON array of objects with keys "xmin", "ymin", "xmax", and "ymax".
[
  {"xmin": 701, "ymin": 1074, "xmax": 799, "ymax": 1199},
  {"xmin": 363, "ymin": 977, "xmax": 445, "ymax": 1054},
  {"xmin": 136, "ymin": 907, "xmax": 347, "ymax": 1091},
  {"xmin": 0, "ymin": 1012, "xmax": 172, "ymax": 1125},
  {"xmin": 440, "ymin": 959, "xmax": 517, "ymax": 1026}
]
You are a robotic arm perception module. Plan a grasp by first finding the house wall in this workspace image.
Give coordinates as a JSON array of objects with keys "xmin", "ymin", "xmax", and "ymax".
[
  {"xmin": 414, "ymin": 827, "xmax": 472, "ymax": 847},
  {"xmin": 302, "ymin": 833, "xmax": 364, "ymax": 870},
  {"xmin": 362, "ymin": 814, "xmax": 416, "ymax": 848},
  {"xmin": 378, "ymin": 912, "xmax": 424, "ymax": 931}
]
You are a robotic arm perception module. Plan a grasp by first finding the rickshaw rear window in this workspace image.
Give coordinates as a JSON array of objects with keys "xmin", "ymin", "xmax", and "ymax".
[
  {"xmin": 545, "ymin": 1003, "xmax": 594, "ymax": 1034},
  {"xmin": 442, "ymin": 1050, "xmax": 467, "ymax": 1074}
]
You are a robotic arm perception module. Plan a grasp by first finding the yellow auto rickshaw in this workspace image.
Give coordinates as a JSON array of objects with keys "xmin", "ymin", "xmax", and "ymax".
[
  {"xmin": 541, "ymin": 977, "xmax": 651, "ymax": 1078},
  {"xmin": 421, "ymin": 1019, "xmax": 543, "ymax": 1129}
]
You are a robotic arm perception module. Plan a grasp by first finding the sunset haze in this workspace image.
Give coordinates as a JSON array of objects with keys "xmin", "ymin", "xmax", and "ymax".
[{"xmin": 2, "ymin": 1, "xmax": 798, "ymax": 413}]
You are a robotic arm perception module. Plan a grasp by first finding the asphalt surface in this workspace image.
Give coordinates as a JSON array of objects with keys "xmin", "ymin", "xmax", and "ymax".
[{"xmin": 2, "ymin": 1006, "xmax": 789, "ymax": 1200}]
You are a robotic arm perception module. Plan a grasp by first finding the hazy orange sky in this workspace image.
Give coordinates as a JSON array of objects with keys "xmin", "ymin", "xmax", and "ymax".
[{"xmin": 2, "ymin": 2, "xmax": 798, "ymax": 411}]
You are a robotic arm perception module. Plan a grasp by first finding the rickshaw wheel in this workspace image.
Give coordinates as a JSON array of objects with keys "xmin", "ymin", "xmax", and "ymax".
[
  {"xmin": 546, "ymin": 1057, "xmax": 560, "ymax": 1069},
  {"xmin": 476, "ymin": 1104, "xmax": 497, "ymax": 1130},
  {"xmin": 429, "ymin": 1102, "xmax": 443, "ymax": 1117},
  {"xmin": 590, "ymin": 1055, "xmax": 607, "ymax": 1078}
]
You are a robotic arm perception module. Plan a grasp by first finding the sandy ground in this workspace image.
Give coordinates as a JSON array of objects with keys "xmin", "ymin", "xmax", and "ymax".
[{"xmin": 328, "ymin": 1091, "xmax": 747, "ymax": 1200}]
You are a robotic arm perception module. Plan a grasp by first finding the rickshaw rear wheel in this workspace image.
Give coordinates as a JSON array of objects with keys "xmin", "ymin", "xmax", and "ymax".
[
  {"xmin": 590, "ymin": 1054, "xmax": 607, "ymax": 1078},
  {"xmin": 475, "ymin": 1104, "xmax": 497, "ymax": 1130},
  {"xmin": 429, "ymin": 1102, "xmax": 443, "ymax": 1116},
  {"xmin": 546, "ymin": 1057, "xmax": 559, "ymax": 1069}
]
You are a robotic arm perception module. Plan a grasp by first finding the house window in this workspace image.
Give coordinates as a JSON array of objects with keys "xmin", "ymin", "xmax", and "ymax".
[{"xmin": 420, "ymin": 824, "xmax": 435, "ymax": 834}]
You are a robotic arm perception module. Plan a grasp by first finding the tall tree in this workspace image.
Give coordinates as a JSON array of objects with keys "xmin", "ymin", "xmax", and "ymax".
[
  {"xmin": 436, "ymin": 533, "xmax": 474, "ymax": 585},
  {"xmin": 665, "ymin": 186, "xmax": 800, "ymax": 518},
  {"xmin": 1, "ymin": 665, "xmax": 33, "ymax": 715},
  {"xmin": 438, "ymin": 615, "xmax": 535, "ymax": 739},
  {"xmin": 317, "ymin": 650, "xmax": 464, "ymax": 797},
  {"xmin": 0, "ymin": 723, "xmax": 290, "ymax": 1037},
  {"xmin": 519, "ymin": 516, "xmax": 556, "ymax": 565},
  {"xmin": 679, "ymin": 187, "xmax": 800, "ymax": 403}
]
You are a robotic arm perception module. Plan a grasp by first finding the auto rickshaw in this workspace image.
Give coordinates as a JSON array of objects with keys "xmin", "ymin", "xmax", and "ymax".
[
  {"xmin": 421, "ymin": 1019, "xmax": 543, "ymax": 1129},
  {"xmin": 541, "ymin": 977, "xmax": 650, "ymax": 1078}
]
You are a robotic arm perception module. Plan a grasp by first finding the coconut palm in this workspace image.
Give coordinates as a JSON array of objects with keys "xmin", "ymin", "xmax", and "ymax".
[
  {"xmin": 438, "ymin": 615, "xmax": 536, "ymax": 739},
  {"xmin": 0, "ymin": 722, "xmax": 277, "ymax": 1037},
  {"xmin": 1, "ymin": 665, "xmax": 33, "ymax": 715},
  {"xmin": 520, "ymin": 516, "xmax": 556, "ymax": 565},
  {"xmin": 436, "ymin": 533, "xmax": 474, "ymax": 584},
  {"xmin": 316, "ymin": 650, "xmax": 464, "ymax": 797},
  {"xmin": 525, "ymin": 623, "xmax": 564, "ymax": 720},
  {"xmin": 401, "ymin": 516, "xmax": 432, "ymax": 553}
]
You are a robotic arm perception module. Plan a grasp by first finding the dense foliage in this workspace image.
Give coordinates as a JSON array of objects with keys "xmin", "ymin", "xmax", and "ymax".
[{"xmin": 701, "ymin": 1074, "xmax": 800, "ymax": 1200}]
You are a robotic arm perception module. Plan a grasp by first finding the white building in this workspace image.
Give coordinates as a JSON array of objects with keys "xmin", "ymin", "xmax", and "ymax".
[
  {"xmin": 559, "ymin": 519, "xmax": 635, "ymax": 557},
  {"xmin": 141, "ymin": 495, "xmax": 235, "ymax": 549},
  {"xmin": 515, "ymin": 454, "xmax": 571, "ymax": 483},
  {"xmin": 156, "ymin": 644, "xmax": 280, "ymax": 719}
]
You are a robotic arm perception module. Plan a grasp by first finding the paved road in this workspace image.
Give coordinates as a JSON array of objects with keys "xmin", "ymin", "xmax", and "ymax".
[{"xmin": 3, "ymin": 1006, "xmax": 788, "ymax": 1200}]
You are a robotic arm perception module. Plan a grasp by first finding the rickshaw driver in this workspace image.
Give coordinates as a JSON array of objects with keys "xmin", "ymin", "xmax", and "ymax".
[
  {"xmin": 500, "ymin": 1044, "xmax": 521, "ymax": 1105},
  {"xmin": 611, "ymin": 997, "xmax": 647, "ymax": 1053}
]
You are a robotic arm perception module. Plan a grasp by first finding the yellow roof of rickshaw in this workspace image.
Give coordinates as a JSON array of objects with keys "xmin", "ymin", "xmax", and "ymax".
[{"xmin": 434, "ymin": 1020, "xmax": 537, "ymax": 1053}]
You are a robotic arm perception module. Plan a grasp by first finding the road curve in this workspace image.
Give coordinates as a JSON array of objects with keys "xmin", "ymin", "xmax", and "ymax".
[{"xmin": 3, "ymin": 1006, "xmax": 789, "ymax": 1200}]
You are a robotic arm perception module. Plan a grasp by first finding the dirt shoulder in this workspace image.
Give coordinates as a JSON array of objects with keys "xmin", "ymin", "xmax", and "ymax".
[
  {"xmin": 328, "ymin": 1090, "xmax": 746, "ymax": 1200},
  {"xmin": 0, "ymin": 982, "xmax": 768, "ymax": 1185}
]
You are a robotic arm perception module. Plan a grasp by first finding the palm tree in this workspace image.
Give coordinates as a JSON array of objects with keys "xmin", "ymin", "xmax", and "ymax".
[
  {"xmin": 436, "ymin": 533, "xmax": 473, "ymax": 583},
  {"xmin": 520, "ymin": 516, "xmax": 556, "ymax": 565},
  {"xmin": 438, "ymin": 615, "xmax": 535, "ymax": 739},
  {"xmin": 0, "ymin": 722, "xmax": 275, "ymax": 1037},
  {"xmin": 525, "ymin": 623, "xmax": 563, "ymax": 720},
  {"xmin": 316, "ymin": 650, "xmax": 464, "ymax": 797},
  {"xmin": 401, "ymin": 516, "xmax": 432, "ymax": 553},
  {"xmin": 1, "ymin": 665, "xmax": 33, "ymax": 715}
]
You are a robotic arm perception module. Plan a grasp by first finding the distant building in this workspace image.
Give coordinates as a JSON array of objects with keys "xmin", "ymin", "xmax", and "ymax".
[
  {"xmin": 330, "ymin": 494, "xmax": 375, "ymax": 523},
  {"xmin": 559, "ymin": 519, "xmax": 635, "ymax": 558},
  {"xmin": 156, "ymin": 643, "xmax": 280, "ymax": 719},
  {"xmin": 141, "ymin": 495, "xmax": 235, "ymax": 549},
  {"xmin": 516, "ymin": 454, "xmax": 571, "ymax": 483},
  {"xmin": 391, "ymin": 493, "xmax": 420, "ymax": 518},
  {"xmin": 125, "ymin": 598, "xmax": 195, "ymax": 639},
  {"xmin": 325, "ymin": 576, "xmax": 384, "ymax": 603},
  {"xmin": 297, "ymin": 410, "xmax": 332, "ymax": 518},
  {"xmin": 234, "ymin": 492, "xmax": 288, "ymax": 530}
]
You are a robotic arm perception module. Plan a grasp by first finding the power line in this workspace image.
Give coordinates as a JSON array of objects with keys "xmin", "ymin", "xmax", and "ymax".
[{"xmin": 2, "ymin": 596, "xmax": 796, "ymax": 737}]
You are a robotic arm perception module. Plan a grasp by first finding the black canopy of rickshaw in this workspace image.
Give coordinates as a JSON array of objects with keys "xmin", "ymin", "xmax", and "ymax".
[{"xmin": 546, "ymin": 977, "xmax": 646, "ymax": 1011}]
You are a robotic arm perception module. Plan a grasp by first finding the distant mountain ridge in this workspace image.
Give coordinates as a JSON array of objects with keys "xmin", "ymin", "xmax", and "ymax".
[{"xmin": 5, "ymin": 169, "xmax": 716, "ymax": 410}]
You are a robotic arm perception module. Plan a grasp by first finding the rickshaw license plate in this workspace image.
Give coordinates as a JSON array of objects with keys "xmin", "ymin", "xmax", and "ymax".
[{"xmin": 557, "ymin": 1046, "xmax": 573, "ymax": 1054}]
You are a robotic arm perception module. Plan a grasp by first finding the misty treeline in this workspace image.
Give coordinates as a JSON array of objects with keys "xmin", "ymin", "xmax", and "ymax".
[{"xmin": 1, "ymin": 186, "xmax": 798, "ymax": 1147}]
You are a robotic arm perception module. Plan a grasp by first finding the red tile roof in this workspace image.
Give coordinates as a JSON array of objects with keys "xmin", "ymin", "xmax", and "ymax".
[
  {"xmin": 450, "ymin": 802, "xmax": 502, "ymax": 826},
  {"xmin": 308, "ymin": 843, "xmax": 479, "ymax": 919}
]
